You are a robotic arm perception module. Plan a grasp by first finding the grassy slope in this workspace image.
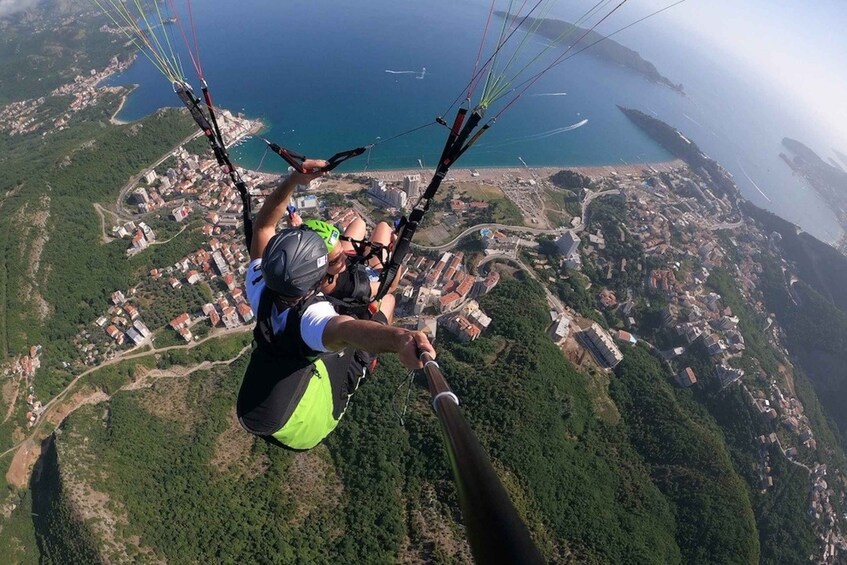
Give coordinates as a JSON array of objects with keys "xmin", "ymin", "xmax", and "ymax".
[{"xmin": 23, "ymin": 277, "xmax": 774, "ymax": 563}]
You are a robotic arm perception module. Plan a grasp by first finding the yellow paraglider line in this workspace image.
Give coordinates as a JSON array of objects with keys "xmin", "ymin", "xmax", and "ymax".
[
  {"xmin": 92, "ymin": 0, "xmax": 185, "ymax": 83},
  {"xmin": 484, "ymin": 0, "xmax": 616, "ymax": 106}
]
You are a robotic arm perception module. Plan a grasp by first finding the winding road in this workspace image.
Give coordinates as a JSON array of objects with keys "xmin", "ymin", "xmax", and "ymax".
[
  {"xmin": 414, "ymin": 222, "xmax": 563, "ymax": 252},
  {"xmin": 114, "ymin": 130, "xmax": 204, "ymax": 218},
  {"xmin": 0, "ymin": 326, "xmax": 251, "ymax": 461}
]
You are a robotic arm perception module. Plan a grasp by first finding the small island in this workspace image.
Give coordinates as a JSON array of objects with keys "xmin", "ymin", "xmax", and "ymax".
[
  {"xmin": 495, "ymin": 11, "xmax": 684, "ymax": 93},
  {"xmin": 780, "ymin": 138, "xmax": 847, "ymax": 250}
]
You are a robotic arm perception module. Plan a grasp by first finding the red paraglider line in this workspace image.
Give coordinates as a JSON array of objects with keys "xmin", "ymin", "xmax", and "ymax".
[
  {"xmin": 185, "ymin": 0, "xmax": 204, "ymax": 79},
  {"xmin": 166, "ymin": 0, "xmax": 202, "ymax": 79},
  {"xmin": 444, "ymin": 0, "xmax": 547, "ymax": 115}
]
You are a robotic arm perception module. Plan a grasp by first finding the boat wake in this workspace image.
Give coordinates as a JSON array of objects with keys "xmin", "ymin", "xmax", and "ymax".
[
  {"xmin": 531, "ymin": 92, "xmax": 568, "ymax": 97},
  {"xmin": 482, "ymin": 119, "xmax": 588, "ymax": 148},
  {"xmin": 386, "ymin": 67, "xmax": 426, "ymax": 79},
  {"xmin": 737, "ymin": 159, "xmax": 772, "ymax": 202},
  {"xmin": 682, "ymin": 113, "xmax": 704, "ymax": 128}
]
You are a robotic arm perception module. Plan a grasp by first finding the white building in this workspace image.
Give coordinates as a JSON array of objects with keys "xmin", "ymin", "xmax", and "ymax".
[
  {"xmin": 368, "ymin": 179, "xmax": 407, "ymax": 209},
  {"xmin": 126, "ymin": 328, "xmax": 144, "ymax": 346},
  {"xmin": 580, "ymin": 323, "xmax": 623, "ymax": 367},
  {"xmin": 403, "ymin": 174, "xmax": 421, "ymax": 199},
  {"xmin": 552, "ymin": 315, "xmax": 571, "ymax": 340},
  {"xmin": 133, "ymin": 320, "xmax": 152, "ymax": 338},
  {"xmin": 131, "ymin": 187, "xmax": 150, "ymax": 204},
  {"xmin": 556, "ymin": 230, "xmax": 580, "ymax": 257},
  {"xmin": 293, "ymin": 194, "xmax": 319, "ymax": 212},
  {"xmin": 138, "ymin": 222, "xmax": 156, "ymax": 242},
  {"xmin": 172, "ymin": 205, "xmax": 190, "ymax": 222}
]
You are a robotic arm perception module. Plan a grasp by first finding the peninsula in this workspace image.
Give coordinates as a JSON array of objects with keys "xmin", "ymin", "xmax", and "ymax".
[
  {"xmin": 780, "ymin": 137, "xmax": 847, "ymax": 251},
  {"xmin": 495, "ymin": 11, "xmax": 684, "ymax": 93}
]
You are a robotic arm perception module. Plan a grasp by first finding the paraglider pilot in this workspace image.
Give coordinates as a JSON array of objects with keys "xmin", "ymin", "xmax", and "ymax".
[{"xmin": 236, "ymin": 160, "xmax": 435, "ymax": 450}]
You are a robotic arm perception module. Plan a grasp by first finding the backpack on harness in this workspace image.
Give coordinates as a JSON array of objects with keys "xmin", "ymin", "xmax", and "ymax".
[{"xmin": 236, "ymin": 290, "xmax": 370, "ymax": 450}]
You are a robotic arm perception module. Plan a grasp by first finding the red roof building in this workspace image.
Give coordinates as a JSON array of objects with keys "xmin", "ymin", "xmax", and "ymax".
[
  {"xmin": 237, "ymin": 302, "xmax": 254, "ymax": 323},
  {"xmin": 439, "ymin": 292, "xmax": 461, "ymax": 311},
  {"xmin": 169, "ymin": 313, "xmax": 191, "ymax": 330},
  {"xmin": 456, "ymin": 276, "xmax": 475, "ymax": 298},
  {"xmin": 676, "ymin": 367, "xmax": 697, "ymax": 387}
]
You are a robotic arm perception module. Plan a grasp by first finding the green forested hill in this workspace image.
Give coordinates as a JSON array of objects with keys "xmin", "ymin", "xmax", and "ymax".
[
  {"xmin": 0, "ymin": 105, "xmax": 197, "ymax": 399},
  {"xmin": 6, "ymin": 276, "xmax": 794, "ymax": 563},
  {"xmin": 612, "ymin": 347, "xmax": 759, "ymax": 563},
  {"xmin": 0, "ymin": 2, "xmax": 126, "ymax": 105}
]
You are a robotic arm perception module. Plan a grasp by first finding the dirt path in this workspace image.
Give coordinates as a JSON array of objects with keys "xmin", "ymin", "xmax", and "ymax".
[
  {"xmin": 124, "ymin": 345, "xmax": 250, "ymax": 391},
  {"xmin": 6, "ymin": 390, "xmax": 110, "ymax": 488},
  {"xmin": 6, "ymin": 439, "xmax": 38, "ymax": 489},
  {"xmin": 0, "ymin": 326, "xmax": 250, "ymax": 461},
  {"xmin": 93, "ymin": 203, "xmax": 119, "ymax": 244},
  {"xmin": 149, "ymin": 224, "xmax": 188, "ymax": 246},
  {"xmin": 3, "ymin": 337, "xmax": 250, "ymax": 488}
]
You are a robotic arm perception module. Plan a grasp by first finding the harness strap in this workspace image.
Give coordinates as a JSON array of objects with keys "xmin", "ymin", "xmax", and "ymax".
[
  {"xmin": 263, "ymin": 139, "xmax": 370, "ymax": 174},
  {"xmin": 339, "ymin": 235, "xmax": 388, "ymax": 267},
  {"xmin": 174, "ymin": 81, "xmax": 254, "ymax": 247},
  {"xmin": 253, "ymin": 288, "xmax": 322, "ymax": 359}
]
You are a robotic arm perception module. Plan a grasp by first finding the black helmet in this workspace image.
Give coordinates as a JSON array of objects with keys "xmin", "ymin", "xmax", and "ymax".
[{"xmin": 261, "ymin": 228, "xmax": 328, "ymax": 297}]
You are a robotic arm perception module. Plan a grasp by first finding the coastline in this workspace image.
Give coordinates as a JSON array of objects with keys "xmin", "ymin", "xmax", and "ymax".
[
  {"xmin": 355, "ymin": 159, "xmax": 685, "ymax": 183},
  {"xmin": 109, "ymin": 84, "xmax": 138, "ymax": 126}
]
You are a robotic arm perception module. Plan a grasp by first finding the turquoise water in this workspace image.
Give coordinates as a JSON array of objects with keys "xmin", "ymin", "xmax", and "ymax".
[{"xmin": 104, "ymin": 0, "xmax": 843, "ymax": 242}]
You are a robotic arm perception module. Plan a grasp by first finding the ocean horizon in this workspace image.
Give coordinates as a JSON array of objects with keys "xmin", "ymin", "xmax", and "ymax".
[{"xmin": 103, "ymin": 0, "xmax": 843, "ymax": 242}]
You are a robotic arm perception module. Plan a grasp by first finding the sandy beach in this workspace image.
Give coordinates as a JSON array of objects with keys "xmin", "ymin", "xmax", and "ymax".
[
  {"xmin": 109, "ymin": 85, "xmax": 137, "ymax": 126},
  {"xmin": 359, "ymin": 160, "xmax": 685, "ymax": 183}
]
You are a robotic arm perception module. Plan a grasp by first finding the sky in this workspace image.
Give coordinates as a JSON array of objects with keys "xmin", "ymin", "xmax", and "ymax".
[
  {"xmin": 531, "ymin": 0, "xmax": 846, "ymax": 155},
  {"xmin": 637, "ymin": 0, "xmax": 847, "ymax": 152}
]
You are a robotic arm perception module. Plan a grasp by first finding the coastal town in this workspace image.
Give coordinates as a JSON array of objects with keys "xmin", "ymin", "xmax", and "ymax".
[
  {"xmin": 15, "ymin": 101, "xmax": 845, "ymax": 555},
  {"xmin": 0, "ymin": 54, "xmax": 132, "ymax": 137},
  {"xmin": 0, "ymin": 24, "xmax": 842, "ymax": 560},
  {"xmin": 2, "ymin": 103, "xmax": 843, "ymax": 558}
]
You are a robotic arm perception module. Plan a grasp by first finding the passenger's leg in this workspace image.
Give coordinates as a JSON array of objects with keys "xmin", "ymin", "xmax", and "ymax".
[
  {"xmin": 368, "ymin": 221, "xmax": 393, "ymax": 269},
  {"xmin": 341, "ymin": 217, "xmax": 367, "ymax": 256}
]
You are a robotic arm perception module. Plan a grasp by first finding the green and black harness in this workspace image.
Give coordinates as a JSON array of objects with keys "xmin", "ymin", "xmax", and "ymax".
[{"xmin": 236, "ymin": 291, "xmax": 375, "ymax": 450}]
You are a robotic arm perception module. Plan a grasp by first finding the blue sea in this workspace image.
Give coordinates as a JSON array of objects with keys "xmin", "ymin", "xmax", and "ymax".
[{"xmin": 103, "ymin": 0, "xmax": 843, "ymax": 242}]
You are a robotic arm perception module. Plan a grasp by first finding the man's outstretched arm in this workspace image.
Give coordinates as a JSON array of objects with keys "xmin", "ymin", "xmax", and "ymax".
[
  {"xmin": 249, "ymin": 159, "xmax": 326, "ymax": 260},
  {"xmin": 322, "ymin": 316, "xmax": 436, "ymax": 370}
]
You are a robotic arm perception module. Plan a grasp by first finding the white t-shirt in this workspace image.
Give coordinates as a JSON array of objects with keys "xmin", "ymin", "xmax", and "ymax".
[{"xmin": 246, "ymin": 258, "xmax": 338, "ymax": 353}]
